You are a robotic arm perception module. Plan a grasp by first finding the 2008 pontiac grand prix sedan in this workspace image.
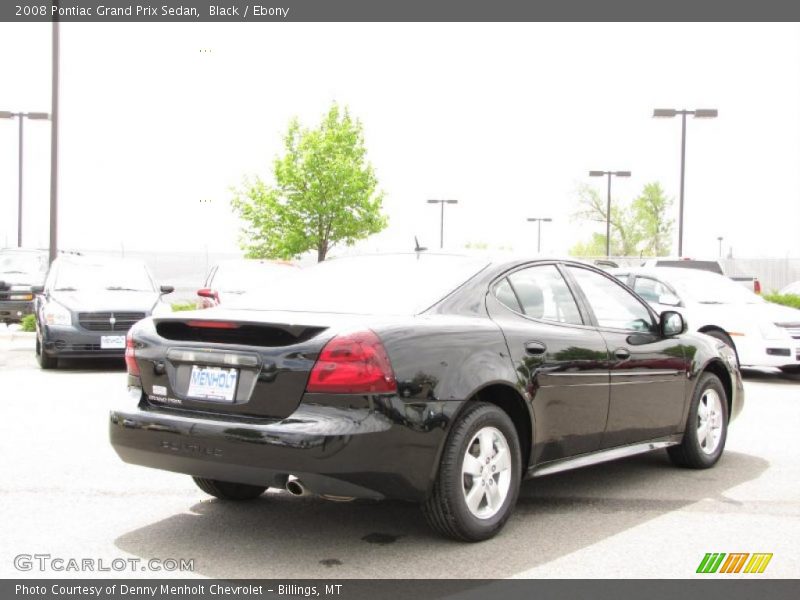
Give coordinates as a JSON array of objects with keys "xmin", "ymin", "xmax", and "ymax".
[{"xmin": 110, "ymin": 254, "xmax": 743, "ymax": 541}]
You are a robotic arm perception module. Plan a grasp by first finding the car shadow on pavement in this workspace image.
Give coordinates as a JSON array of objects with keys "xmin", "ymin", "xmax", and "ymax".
[
  {"xmin": 51, "ymin": 358, "xmax": 126, "ymax": 373},
  {"xmin": 114, "ymin": 450, "xmax": 767, "ymax": 578},
  {"xmin": 741, "ymin": 368, "xmax": 800, "ymax": 385}
]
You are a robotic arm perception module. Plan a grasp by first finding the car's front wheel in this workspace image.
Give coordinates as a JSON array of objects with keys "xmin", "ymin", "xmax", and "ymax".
[
  {"xmin": 668, "ymin": 373, "xmax": 728, "ymax": 468},
  {"xmin": 423, "ymin": 402, "xmax": 522, "ymax": 542},
  {"xmin": 192, "ymin": 477, "xmax": 267, "ymax": 500},
  {"xmin": 35, "ymin": 337, "xmax": 57, "ymax": 369}
]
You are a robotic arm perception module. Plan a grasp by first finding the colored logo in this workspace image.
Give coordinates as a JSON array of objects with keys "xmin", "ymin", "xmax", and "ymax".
[{"xmin": 697, "ymin": 553, "xmax": 773, "ymax": 574}]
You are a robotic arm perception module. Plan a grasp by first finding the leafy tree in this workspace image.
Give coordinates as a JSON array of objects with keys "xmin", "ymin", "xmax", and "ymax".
[
  {"xmin": 569, "ymin": 182, "xmax": 673, "ymax": 257},
  {"xmin": 630, "ymin": 182, "xmax": 673, "ymax": 256},
  {"xmin": 232, "ymin": 103, "xmax": 387, "ymax": 262}
]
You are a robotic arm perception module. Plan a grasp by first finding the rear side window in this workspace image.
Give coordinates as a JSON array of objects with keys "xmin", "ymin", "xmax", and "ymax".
[
  {"xmin": 498, "ymin": 265, "xmax": 583, "ymax": 325},
  {"xmin": 494, "ymin": 278, "xmax": 522, "ymax": 312}
]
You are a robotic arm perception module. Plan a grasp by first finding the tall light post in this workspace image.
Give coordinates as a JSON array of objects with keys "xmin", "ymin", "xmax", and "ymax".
[
  {"xmin": 0, "ymin": 111, "xmax": 51, "ymax": 247},
  {"xmin": 426, "ymin": 199, "xmax": 458, "ymax": 249},
  {"xmin": 653, "ymin": 108, "xmax": 718, "ymax": 257},
  {"xmin": 588, "ymin": 170, "xmax": 631, "ymax": 257},
  {"xmin": 717, "ymin": 236, "xmax": 723, "ymax": 258},
  {"xmin": 526, "ymin": 217, "xmax": 552, "ymax": 253}
]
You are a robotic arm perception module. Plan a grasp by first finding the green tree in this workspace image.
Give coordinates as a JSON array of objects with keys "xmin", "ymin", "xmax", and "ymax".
[
  {"xmin": 630, "ymin": 182, "xmax": 673, "ymax": 256},
  {"xmin": 232, "ymin": 103, "xmax": 387, "ymax": 262},
  {"xmin": 569, "ymin": 182, "xmax": 673, "ymax": 257}
]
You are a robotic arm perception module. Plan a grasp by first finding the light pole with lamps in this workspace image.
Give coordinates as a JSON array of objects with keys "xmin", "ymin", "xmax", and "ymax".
[
  {"xmin": 426, "ymin": 199, "xmax": 458, "ymax": 249},
  {"xmin": 588, "ymin": 170, "xmax": 631, "ymax": 257},
  {"xmin": 653, "ymin": 108, "xmax": 718, "ymax": 257},
  {"xmin": 0, "ymin": 111, "xmax": 51, "ymax": 247},
  {"xmin": 717, "ymin": 236, "xmax": 723, "ymax": 258},
  {"xmin": 526, "ymin": 217, "xmax": 552, "ymax": 253}
]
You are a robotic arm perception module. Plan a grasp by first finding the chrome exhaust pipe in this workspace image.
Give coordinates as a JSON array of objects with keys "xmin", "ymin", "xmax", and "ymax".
[{"xmin": 285, "ymin": 475, "xmax": 308, "ymax": 497}]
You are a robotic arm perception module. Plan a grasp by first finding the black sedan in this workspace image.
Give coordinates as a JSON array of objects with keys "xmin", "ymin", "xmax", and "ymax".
[
  {"xmin": 34, "ymin": 254, "xmax": 174, "ymax": 369},
  {"xmin": 110, "ymin": 254, "xmax": 743, "ymax": 541}
]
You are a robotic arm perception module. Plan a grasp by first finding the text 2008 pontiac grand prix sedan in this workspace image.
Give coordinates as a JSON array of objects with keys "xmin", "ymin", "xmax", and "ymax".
[{"xmin": 110, "ymin": 254, "xmax": 743, "ymax": 541}]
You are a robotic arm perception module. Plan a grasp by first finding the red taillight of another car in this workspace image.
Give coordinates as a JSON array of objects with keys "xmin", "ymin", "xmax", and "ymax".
[
  {"xmin": 306, "ymin": 330, "xmax": 397, "ymax": 394},
  {"xmin": 125, "ymin": 330, "xmax": 140, "ymax": 377}
]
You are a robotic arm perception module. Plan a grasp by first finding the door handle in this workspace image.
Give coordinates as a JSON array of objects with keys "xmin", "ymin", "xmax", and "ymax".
[
  {"xmin": 524, "ymin": 341, "xmax": 547, "ymax": 355},
  {"xmin": 614, "ymin": 348, "xmax": 631, "ymax": 360}
]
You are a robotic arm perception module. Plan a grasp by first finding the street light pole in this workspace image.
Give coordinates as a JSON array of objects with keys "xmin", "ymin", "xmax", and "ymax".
[
  {"xmin": 653, "ymin": 108, "xmax": 718, "ymax": 257},
  {"xmin": 717, "ymin": 236, "xmax": 723, "ymax": 258},
  {"xmin": 0, "ymin": 110, "xmax": 51, "ymax": 248},
  {"xmin": 526, "ymin": 217, "xmax": 552, "ymax": 253},
  {"xmin": 588, "ymin": 170, "xmax": 631, "ymax": 257},
  {"xmin": 50, "ymin": 18, "xmax": 60, "ymax": 264},
  {"xmin": 426, "ymin": 199, "xmax": 458, "ymax": 249}
]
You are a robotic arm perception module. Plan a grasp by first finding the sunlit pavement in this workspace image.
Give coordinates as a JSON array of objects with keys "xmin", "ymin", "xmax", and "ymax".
[{"xmin": 0, "ymin": 338, "xmax": 797, "ymax": 578}]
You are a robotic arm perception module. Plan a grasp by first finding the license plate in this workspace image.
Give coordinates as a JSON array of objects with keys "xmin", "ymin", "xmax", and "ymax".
[
  {"xmin": 187, "ymin": 365, "xmax": 238, "ymax": 402},
  {"xmin": 101, "ymin": 335, "xmax": 126, "ymax": 349}
]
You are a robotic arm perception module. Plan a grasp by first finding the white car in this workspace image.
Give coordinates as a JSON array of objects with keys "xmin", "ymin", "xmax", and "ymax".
[
  {"xmin": 780, "ymin": 281, "xmax": 800, "ymax": 296},
  {"xmin": 612, "ymin": 267, "xmax": 800, "ymax": 375}
]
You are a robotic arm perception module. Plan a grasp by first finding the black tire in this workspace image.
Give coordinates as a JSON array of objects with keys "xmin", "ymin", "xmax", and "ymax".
[
  {"xmin": 36, "ymin": 337, "xmax": 58, "ymax": 370},
  {"xmin": 423, "ymin": 403, "xmax": 522, "ymax": 542},
  {"xmin": 668, "ymin": 373, "xmax": 729, "ymax": 469},
  {"xmin": 703, "ymin": 330, "xmax": 739, "ymax": 367},
  {"xmin": 192, "ymin": 477, "xmax": 267, "ymax": 500}
]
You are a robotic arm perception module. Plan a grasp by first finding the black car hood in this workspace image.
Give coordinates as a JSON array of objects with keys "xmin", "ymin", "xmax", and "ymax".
[{"xmin": 51, "ymin": 290, "xmax": 160, "ymax": 313}]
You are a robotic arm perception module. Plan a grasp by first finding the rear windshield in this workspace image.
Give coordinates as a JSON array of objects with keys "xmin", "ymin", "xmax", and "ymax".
[{"xmin": 228, "ymin": 254, "xmax": 490, "ymax": 315}]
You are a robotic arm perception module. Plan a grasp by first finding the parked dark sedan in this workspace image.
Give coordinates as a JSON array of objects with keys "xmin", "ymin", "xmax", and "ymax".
[
  {"xmin": 110, "ymin": 254, "xmax": 743, "ymax": 541},
  {"xmin": 0, "ymin": 248, "xmax": 48, "ymax": 323},
  {"xmin": 34, "ymin": 255, "xmax": 174, "ymax": 368}
]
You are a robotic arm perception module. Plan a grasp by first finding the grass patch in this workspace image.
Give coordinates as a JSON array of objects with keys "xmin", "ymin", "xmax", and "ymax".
[
  {"xmin": 20, "ymin": 314, "xmax": 36, "ymax": 332},
  {"xmin": 763, "ymin": 293, "xmax": 800, "ymax": 310}
]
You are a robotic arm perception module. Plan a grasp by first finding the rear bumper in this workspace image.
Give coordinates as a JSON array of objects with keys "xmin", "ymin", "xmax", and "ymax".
[
  {"xmin": 0, "ymin": 300, "xmax": 34, "ymax": 322},
  {"xmin": 109, "ymin": 389, "xmax": 456, "ymax": 502}
]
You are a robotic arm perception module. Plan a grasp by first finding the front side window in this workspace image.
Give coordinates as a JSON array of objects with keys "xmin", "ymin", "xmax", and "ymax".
[
  {"xmin": 496, "ymin": 264, "xmax": 583, "ymax": 325},
  {"xmin": 567, "ymin": 266, "xmax": 654, "ymax": 331}
]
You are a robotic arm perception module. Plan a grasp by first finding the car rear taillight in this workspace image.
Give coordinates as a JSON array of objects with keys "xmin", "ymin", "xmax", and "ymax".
[
  {"xmin": 754, "ymin": 279, "xmax": 762, "ymax": 294},
  {"xmin": 306, "ymin": 330, "xmax": 397, "ymax": 394},
  {"xmin": 125, "ymin": 330, "xmax": 140, "ymax": 376}
]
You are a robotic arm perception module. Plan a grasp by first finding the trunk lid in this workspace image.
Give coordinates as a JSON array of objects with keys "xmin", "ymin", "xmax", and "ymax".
[{"xmin": 136, "ymin": 310, "xmax": 371, "ymax": 419}]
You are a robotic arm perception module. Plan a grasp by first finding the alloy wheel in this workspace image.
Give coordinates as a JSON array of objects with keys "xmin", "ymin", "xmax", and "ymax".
[{"xmin": 461, "ymin": 426, "xmax": 512, "ymax": 519}]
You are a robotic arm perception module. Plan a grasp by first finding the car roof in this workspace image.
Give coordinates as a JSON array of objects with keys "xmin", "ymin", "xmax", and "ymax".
[{"xmin": 612, "ymin": 266, "xmax": 728, "ymax": 280}]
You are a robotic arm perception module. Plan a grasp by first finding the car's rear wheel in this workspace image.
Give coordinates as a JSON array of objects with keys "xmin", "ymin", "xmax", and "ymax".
[
  {"xmin": 35, "ymin": 337, "xmax": 57, "ymax": 369},
  {"xmin": 668, "ymin": 373, "xmax": 728, "ymax": 469},
  {"xmin": 703, "ymin": 330, "xmax": 739, "ymax": 367},
  {"xmin": 423, "ymin": 402, "xmax": 521, "ymax": 542},
  {"xmin": 192, "ymin": 477, "xmax": 267, "ymax": 500}
]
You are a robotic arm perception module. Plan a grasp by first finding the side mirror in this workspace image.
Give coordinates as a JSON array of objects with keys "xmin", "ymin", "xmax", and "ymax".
[
  {"xmin": 159, "ymin": 285, "xmax": 175, "ymax": 295},
  {"xmin": 197, "ymin": 288, "xmax": 219, "ymax": 302},
  {"xmin": 660, "ymin": 310, "xmax": 687, "ymax": 337},
  {"xmin": 30, "ymin": 285, "xmax": 45, "ymax": 294},
  {"xmin": 658, "ymin": 293, "xmax": 681, "ymax": 307}
]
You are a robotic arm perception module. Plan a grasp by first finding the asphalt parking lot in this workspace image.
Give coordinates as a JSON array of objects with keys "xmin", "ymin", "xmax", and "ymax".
[{"xmin": 0, "ymin": 331, "xmax": 798, "ymax": 579}]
